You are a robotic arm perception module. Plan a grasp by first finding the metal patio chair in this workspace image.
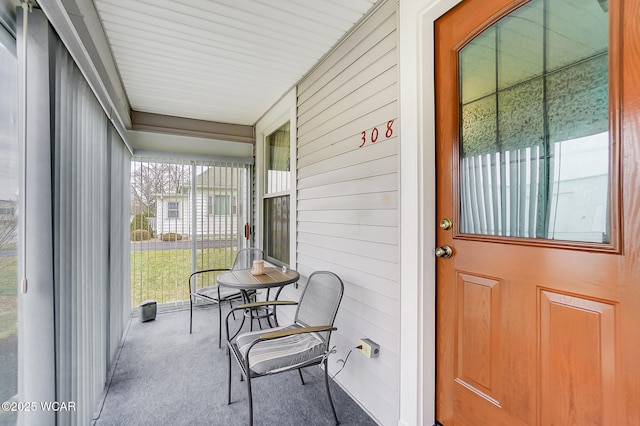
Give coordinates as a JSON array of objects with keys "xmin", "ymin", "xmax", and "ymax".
[
  {"xmin": 189, "ymin": 248, "xmax": 263, "ymax": 347},
  {"xmin": 226, "ymin": 270, "xmax": 344, "ymax": 425}
]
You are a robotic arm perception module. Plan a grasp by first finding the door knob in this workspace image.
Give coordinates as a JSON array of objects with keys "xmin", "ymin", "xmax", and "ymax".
[
  {"xmin": 439, "ymin": 218, "xmax": 453, "ymax": 230},
  {"xmin": 435, "ymin": 245, "xmax": 453, "ymax": 258}
]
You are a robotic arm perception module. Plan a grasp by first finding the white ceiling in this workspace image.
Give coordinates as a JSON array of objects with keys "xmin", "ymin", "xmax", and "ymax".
[{"xmin": 93, "ymin": 0, "xmax": 378, "ymax": 126}]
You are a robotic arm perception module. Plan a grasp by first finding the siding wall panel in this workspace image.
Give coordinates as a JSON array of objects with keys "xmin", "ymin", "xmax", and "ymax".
[
  {"xmin": 298, "ymin": 74, "xmax": 397, "ymax": 138},
  {"xmin": 297, "ymin": 4, "xmax": 396, "ymax": 102},
  {"xmin": 297, "ymin": 221, "xmax": 397, "ymax": 245},
  {"xmin": 298, "ymin": 155, "xmax": 397, "ymax": 188},
  {"xmin": 298, "ymin": 173, "xmax": 397, "ymax": 199},
  {"xmin": 297, "ymin": 59, "xmax": 397, "ymax": 127},
  {"xmin": 297, "ymin": 232, "xmax": 397, "ymax": 262},
  {"xmin": 337, "ymin": 304, "xmax": 398, "ymax": 349},
  {"xmin": 297, "ymin": 70, "xmax": 397, "ymax": 163},
  {"xmin": 295, "ymin": 254, "xmax": 398, "ymax": 312},
  {"xmin": 296, "ymin": 2, "xmax": 398, "ymax": 422},
  {"xmin": 298, "ymin": 142, "xmax": 396, "ymax": 180},
  {"xmin": 297, "ymin": 209, "xmax": 397, "ymax": 227},
  {"xmin": 297, "ymin": 101, "xmax": 397, "ymax": 151},
  {"xmin": 297, "ymin": 191, "xmax": 397, "ymax": 212},
  {"xmin": 297, "ymin": 243, "xmax": 397, "ymax": 281}
]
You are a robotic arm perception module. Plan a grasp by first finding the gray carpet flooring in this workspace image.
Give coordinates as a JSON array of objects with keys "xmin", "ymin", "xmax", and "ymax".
[{"xmin": 93, "ymin": 307, "xmax": 377, "ymax": 426}]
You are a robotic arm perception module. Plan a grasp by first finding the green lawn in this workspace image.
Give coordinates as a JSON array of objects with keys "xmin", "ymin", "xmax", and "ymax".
[
  {"xmin": 0, "ymin": 256, "xmax": 17, "ymax": 297},
  {"xmin": 0, "ymin": 247, "xmax": 230, "ymax": 335},
  {"xmin": 0, "ymin": 255, "xmax": 18, "ymax": 339},
  {"xmin": 130, "ymin": 247, "xmax": 237, "ymax": 307}
]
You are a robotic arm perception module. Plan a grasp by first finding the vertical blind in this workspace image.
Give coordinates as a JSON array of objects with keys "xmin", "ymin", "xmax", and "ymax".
[
  {"xmin": 51, "ymin": 31, "xmax": 131, "ymax": 425},
  {"xmin": 0, "ymin": 19, "xmax": 18, "ymax": 419},
  {"xmin": 108, "ymin": 126, "xmax": 131, "ymax": 364}
]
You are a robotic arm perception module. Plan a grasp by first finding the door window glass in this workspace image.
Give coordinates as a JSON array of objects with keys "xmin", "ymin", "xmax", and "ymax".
[{"xmin": 459, "ymin": 0, "xmax": 610, "ymax": 243}]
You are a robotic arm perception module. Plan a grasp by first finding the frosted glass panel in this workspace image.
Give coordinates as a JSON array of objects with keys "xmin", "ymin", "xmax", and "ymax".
[
  {"xmin": 461, "ymin": 95, "xmax": 497, "ymax": 157},
  {"xmin": 547, "ymin": 55, "xmax": 609, "ymax": 143},
  {"xmin": 458, "ymin": 0, "xmax": 609, "ymax": 243},
  {"xmin": 498, "ymin": 79, "xmax": 544, "ymax": 151}
]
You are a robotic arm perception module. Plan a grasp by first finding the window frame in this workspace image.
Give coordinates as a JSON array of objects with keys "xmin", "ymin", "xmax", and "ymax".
[
  {"xmin": 208, "ymin": 194, "xmax": 231, "ymax": 216},
  {"xmin": 262, "ymin": 122, "xmax": 291, "ymax": 266},
  {"xmin": 167, "ymin": 201, "xmax": 180, "ymax": 219},
  {"xmin": 255, "ymin": 90, "xmax": 297, "ymax": 267},
  {"xmin": 452, "ymin": 0, "xmax": 619, "ymax": 253}
]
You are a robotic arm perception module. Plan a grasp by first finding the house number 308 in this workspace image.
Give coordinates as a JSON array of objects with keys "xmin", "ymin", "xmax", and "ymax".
[{"xmin": 359, "ymin": 120, "xmax": 395, "ymax": 148}]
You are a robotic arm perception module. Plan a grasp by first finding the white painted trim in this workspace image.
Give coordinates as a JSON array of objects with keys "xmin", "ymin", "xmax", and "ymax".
[
  {"xmin": 129, "ymin": 127, "xmax": 254, "ymax": 162},
  {"xmin": 288, "ymin": 90, "xmax": 298, "ymax": 269},
  {"xmin": 398, "ymin": 0, "xmax": 462, "ymax": 425},
  {"xmin": 254, "ymin": 88, "xmax": 297, "ymax": 267}
]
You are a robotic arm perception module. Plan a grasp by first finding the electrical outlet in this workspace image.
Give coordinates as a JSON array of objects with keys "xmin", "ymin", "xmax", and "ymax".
[{"xmin": 358, "ymin": 338, "xmax": 380, "ymax": 358}]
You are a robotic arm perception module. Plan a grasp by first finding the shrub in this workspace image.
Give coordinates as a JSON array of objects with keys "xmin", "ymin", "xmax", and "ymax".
[
  {"xmin": 160, "ymin": 233, "xmax": 182, "ymax": 241},
  {"xmin": 131, "ymin": 229, "xmax": 150, "ymax": 241},
  {"xmin": 130, "ymin": 213, "xmax": 154, "ymax": 237}
]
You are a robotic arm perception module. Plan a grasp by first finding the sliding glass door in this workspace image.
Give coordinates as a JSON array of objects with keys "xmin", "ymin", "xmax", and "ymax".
[{"xmin": 130, "ymin": 158, "xmax": 250, "ymax": 307}]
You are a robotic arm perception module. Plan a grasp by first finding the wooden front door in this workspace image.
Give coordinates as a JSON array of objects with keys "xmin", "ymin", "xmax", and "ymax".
[{"xmin": 435, "ymin": 0, "xmax": 640, "ymax": 424}]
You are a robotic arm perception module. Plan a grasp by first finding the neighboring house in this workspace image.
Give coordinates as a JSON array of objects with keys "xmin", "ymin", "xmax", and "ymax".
[
  {"xmin": 0, "ymin": 199, "xmax": 16, "ymax": 216},
  {"xmin": 154, "ymin": 166, "xmax": 246, "ymax": 238},
  {"xmin": 0, "ymin": 199, "xmax": 17, "ymax": 246}
]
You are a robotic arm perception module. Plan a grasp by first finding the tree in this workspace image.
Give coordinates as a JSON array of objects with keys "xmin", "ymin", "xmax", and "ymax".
[{"xmin": 130, "ymin": 162, "xmax": 191, "ymax": 214}]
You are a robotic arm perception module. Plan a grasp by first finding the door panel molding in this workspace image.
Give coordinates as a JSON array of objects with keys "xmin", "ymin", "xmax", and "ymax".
[
  {"xmin": 539, "ymin": 290, "xmax": 616, "ymax": 425},
  {"xmin": 455, "ymin": 272, "xmax": 501, "ymax": 404}
]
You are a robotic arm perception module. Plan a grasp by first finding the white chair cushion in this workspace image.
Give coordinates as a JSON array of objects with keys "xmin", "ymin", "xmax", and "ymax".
[{"xmin": 236, "ymin": 324, "xmax": 325, "ymax": 375}]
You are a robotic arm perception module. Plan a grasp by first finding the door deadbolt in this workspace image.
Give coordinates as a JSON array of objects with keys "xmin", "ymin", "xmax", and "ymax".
[
  {"xmin": 439, "ymin": 218, "xmax": 453, "ymax": 230},
  {"xmin": 435, "ymin": 245, "xmax": 453, "ymax": 258}
]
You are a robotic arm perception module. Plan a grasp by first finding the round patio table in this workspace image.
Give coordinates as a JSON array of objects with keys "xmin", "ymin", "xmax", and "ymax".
[
  {"xmin": 217, "ymin": 266, "xmax": 300, "ymax": 332},
  {"xmin": 216, "ymin": 266, "xmax": 300, "ymax": 292}
]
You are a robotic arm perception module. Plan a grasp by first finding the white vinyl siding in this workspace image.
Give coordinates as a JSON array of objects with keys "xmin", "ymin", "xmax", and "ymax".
[{"xmin": 294, "ymin": 1, "xmax": 399, "ymax": 424}]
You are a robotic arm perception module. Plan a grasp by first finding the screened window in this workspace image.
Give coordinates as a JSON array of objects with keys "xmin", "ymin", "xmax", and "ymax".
[
  {"xmin": 264, "ymin": 195, "xmax": 290, "ymax": 265},
  {"xmin": 266, "ymin": 122, "xmax": 290, "ymax": 194},
  {"xmin": 209, "ymin": 195, "xmax": 231, "ymax": 215},
  {"xmin": 263, "ymin": 122, "xmax": 291, "ymax": 265}
]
